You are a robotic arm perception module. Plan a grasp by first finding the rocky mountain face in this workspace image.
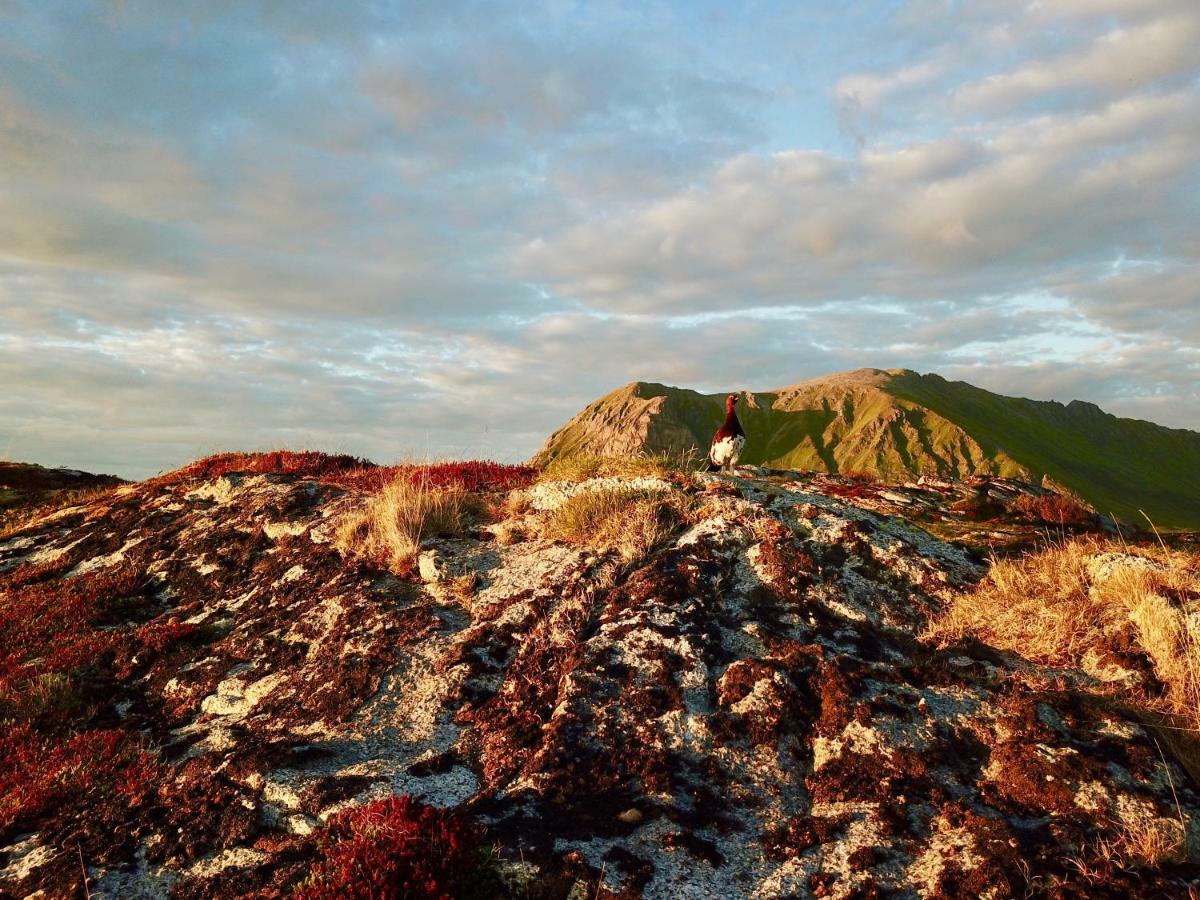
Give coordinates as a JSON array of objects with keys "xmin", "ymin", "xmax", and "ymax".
[
  {"xmin": 535, "ymin": 369, "xmax": 1200, "ymax": 529},
  {"xmin": 2, "ymin": 454, "xmax": 1198, "ymax": 898}
]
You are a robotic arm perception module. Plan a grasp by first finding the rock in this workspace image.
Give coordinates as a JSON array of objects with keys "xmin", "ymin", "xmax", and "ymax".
[
  {"xmin": 418, "ymin": 549, "xmax": 445, "ymax": 583},
  {"xmin": 2, "ymin": 463, "xmax": 1198, "ymax": 898}
]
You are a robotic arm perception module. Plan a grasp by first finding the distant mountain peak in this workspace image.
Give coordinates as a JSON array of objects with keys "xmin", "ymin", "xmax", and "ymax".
[{"xmin": 537, "ymin": 370, "xmax": 1200, "ymax": 528}]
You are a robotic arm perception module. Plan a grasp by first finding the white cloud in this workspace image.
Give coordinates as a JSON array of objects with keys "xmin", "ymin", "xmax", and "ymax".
[
  {"xmin": 956, "ymin": 12, "xmax": 1200, "ymax": 109},
  {"xmin": 836, "ymin": 59, "xmax": 946, "ymax": 112},
  {"xmin": 518, "ymin": 81, "xmax": 1200, "ymax": 312},
  {"xmin": 0, "ymin": 0, "xmax": 1197, "ymax": 477}
]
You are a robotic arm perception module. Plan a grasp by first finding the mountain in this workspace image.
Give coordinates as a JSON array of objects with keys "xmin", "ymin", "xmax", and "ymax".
[
  {"xmin": 535, "ymin": 368, "xmax": 1200, "ymax": 529},
  {"xmin": 1, "ymin": 453, "xmax": 1197, "ymax": 897}
]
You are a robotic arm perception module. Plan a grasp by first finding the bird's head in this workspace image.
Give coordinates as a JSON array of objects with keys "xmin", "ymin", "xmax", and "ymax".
[{"xmin": 725, "ymin": 393, "xmax": 739, "ymax": 412}]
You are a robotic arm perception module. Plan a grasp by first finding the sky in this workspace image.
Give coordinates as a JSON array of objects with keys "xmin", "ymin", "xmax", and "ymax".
[{"xmin": 1, "ymin": 0, "xmax": 1198, "ymax": 479}]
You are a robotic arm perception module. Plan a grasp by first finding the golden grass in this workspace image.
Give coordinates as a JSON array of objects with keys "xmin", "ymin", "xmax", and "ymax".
[
  {"xmin": 491, "ymin": 518, "xmax": 527, "ymax": 546},
  {"xmin": 334, "ymin": 476, "xmax": 475, "ymax": 573},
  {"xmin": 543, "ymin": 486, "xmax": 690, "ymax": 563},
  {"xmin": 0, "ymin": 484, "xmax": 121, "ymax": 540},
  {"xmin": 447, "ymin": 571, "xmax": 480, "ymax": 607},
  {"xmin": 538, "ymin": 451, "xmax": 698, "ymax": 483},
  {"xmin": 1110, "ymin": 808, "xmax": 1188, "ymax": 867},
  {"xmin": 926, "ymin": 536, "xmax": 1200, "ymax": 774}
]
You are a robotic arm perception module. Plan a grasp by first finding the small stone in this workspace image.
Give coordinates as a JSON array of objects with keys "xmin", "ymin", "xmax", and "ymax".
[
  {"xmin": 617, "ymin": 807, "xmax": 643, "ymax": 825},
  {"xmin": 418, "ymin": 550, "xmax": 444, "ymax": 583},
  {"xmin": 285, "ymin": 814, "xmax": 319, "ymax": 836}
]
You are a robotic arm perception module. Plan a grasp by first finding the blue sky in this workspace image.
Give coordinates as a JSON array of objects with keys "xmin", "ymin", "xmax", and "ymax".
[{"xmin": 1, "ymin": 0, "xmax": 1197, "ymax": 478}]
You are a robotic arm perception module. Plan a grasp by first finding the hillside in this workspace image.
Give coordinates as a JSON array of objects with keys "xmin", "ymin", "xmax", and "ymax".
[
  {"xmin": 535, "ymin": 369, "xmax": 1200, "ymax": 528},
  {"xmin": 1, "ymin": 452, "xmax": 1198, "ymax": 897},
  {"xmin": 0, "ymin": 461, "xmax": 123, "ymax": 511}
]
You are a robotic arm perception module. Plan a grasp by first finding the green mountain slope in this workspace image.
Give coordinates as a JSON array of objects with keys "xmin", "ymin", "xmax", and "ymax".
[{"xmin": 534, "ymin": 368, "xmax": 1200, "ymax": 528}]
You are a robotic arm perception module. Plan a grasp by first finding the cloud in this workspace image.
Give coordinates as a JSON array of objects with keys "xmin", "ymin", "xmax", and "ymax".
[
  {"xmin": 0, "ymin": 0, "xmax": 1197, "ymax": 477},
  {"xmin": 956, "ymin": 12, "xmax": 1200, "ymax": 110},
  {"xmin": 837, "ymin": 60, "xmax": 946, "ymax": 113},
  {"xmin": 518, "ymin": 84, "xmax": 1200, "ymax": 312}
]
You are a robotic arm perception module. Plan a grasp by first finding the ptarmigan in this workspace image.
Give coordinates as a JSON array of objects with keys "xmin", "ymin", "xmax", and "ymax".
[{"xmin": 708, "ymin": 393, "xmax": 746, "ymax": 473}]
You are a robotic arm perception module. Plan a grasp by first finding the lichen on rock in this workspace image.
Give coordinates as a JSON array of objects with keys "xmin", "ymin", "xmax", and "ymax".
[{"xmin": 0, "ymin": 463, "xmax": 1197, "ymax": 898}]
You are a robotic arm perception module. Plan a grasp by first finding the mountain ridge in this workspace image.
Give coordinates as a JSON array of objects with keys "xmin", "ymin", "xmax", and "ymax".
[{"xmin": 535, "ymin": 368, "xmax": 1200, "ymax": 528}]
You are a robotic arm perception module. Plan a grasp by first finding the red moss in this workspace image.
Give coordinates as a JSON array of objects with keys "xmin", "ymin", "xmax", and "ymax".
[
  {"xmin": 0, "ymin": 725, "xmax": 159, "ymax": 836},
  {"xmin": 822, "ymin": 473, "xmax": 884, "ymax": 500},
  {"xmin": 0, "ymin": 563, "xmax": 146, "ymax": 695},
  {"xmin": 2, "ymin": 555, "xmax": 79, "ymax": 589},
  {"xmin": 153, "ymin": 451, "xmax": 536, "ymax": 494},
  {"xmin": 132, "ymin": 620, "xmax": 200, "ymax": 653},
  {"xmin": 149, "ymin": 758, "xmax": 263, "ymax": 863},
  {"xmin": 1010, "ymin": 492, "xmax": 1093, "ymax": 526},
  {"xmin": 332, "ymin": 460, "xmax": 537, "ymax": 493},
  {"xmin": 296, "ymin": 795, "xmax": 499, "ymax": 900},
  {"xmin": 842, "ymin": 471, "xmax": 880, "ymax": 483},
  {"xmin": 155, "ymin": 450, "xmax": 372, "ymax": 486}
]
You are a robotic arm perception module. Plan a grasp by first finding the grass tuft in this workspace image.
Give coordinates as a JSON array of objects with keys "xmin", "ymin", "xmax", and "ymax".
[
  {"xmin": 543, "ymin": 486, "xmax": 689, "ymax": 563},
  {"xmin": 1110, "ymin": 810, "xmax": 1187, "ymax": 867},
  {"xmin": 334, "ymin": 475, "xmax": 476, "ymax": 574},
  {"xmin": 925, "ymin": 536, "xmax": 1200, "ymax": 774},
  {"xmin": 538, "ymin": 452, "xmax": 696, "ymax": 483}
]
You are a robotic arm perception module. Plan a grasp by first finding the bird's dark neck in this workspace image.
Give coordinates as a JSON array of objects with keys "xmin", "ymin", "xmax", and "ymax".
[{"xmin": 724, "ymin": 407, "xmax": 744, "ymax": 436}]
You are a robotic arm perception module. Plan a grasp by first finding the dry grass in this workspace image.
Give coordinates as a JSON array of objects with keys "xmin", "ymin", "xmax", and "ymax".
[
  {"xmin": 334, "ymin": 476, "xmax": 476, "ymax": 573},
  {"xmin": 538, "ymin": 451, "xmax": 697, "ymax": 483},
  {"xmin": 491, "ymin": 518, "xmax": 527, "ymax": 546},
  {"xmin": 543, "ymin": 486, "xmax": 690, "ymax": 563},
  {"xmin": 1110, "ymin": 809, "xmax": 1187, "ymax": 867},
  {"xmin": 1065, "ymin": 807, "xmax": 1187, "ymax": 879},
  {"xmin": 0, "ymin": 672, "xmax": 85, "ymax": 724},
  {"xmin": 0, "ymin": 484, "xmax": 121, "ymax": 540},
  {"xmin": 447, "ymin": 571, "xmax": 480, "ymax": 606},
  {"xmin": 928, "ymin": 539, "xmax": 1104, "ymax": 662},
  {"xmin": 926, "ymin": 536, "xmax": 1200, "ymax": 773}
]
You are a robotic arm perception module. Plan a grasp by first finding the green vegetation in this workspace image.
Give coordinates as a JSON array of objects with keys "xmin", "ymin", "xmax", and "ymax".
[
  {"xmin": 536, "ymin": 369, "xmax": 1200, "ymax": 528},
  {"xmin": 887, "ymin": 372, "xmax": 1200, "ymax": 529}
]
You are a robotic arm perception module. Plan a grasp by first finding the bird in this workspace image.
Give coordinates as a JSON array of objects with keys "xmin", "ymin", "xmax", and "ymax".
[{"xmin": 708, "ymin": 393, "xmax": 746, "ymax": 473}]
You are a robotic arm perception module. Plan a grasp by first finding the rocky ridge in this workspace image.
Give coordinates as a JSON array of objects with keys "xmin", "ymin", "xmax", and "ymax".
[{"xmin": 1, "ymin": 458, "xmax": 1198, "ymax": 898}]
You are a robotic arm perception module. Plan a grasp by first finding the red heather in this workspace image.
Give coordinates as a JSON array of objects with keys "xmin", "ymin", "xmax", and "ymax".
[
  {"xmin": 297, "ymin": 795, "xmax": 496, "ymax": 899},
  {"xmin": 157, "ymin": 450, "xmax": 373, "ymax": 486},
  {"xmin": 334, "ymin": 460, "xmax": 537, "ymax": 494},
  {"xmin": 0, "ymin": 564, "xmax": 145, "ymax": 693},
  {"xmin": 0, "ymin": 726, "xmax": 159, "ymax": 834},
  {"xmin": 153, "ymin": 451, "xmax": 536, "ymax": 494}
]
